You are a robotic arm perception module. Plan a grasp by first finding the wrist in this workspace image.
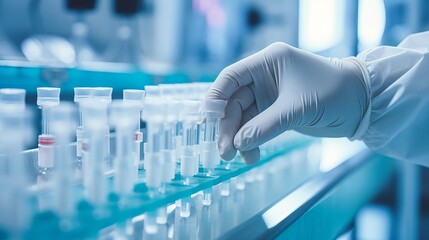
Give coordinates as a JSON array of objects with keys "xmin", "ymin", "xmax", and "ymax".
[{"xmin": 342, "ymin": 57, "xmax": 372, "ymax": 140}]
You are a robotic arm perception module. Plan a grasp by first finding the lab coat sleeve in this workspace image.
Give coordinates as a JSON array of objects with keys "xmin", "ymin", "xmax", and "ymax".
[{"xmin": 349, "ymin": 31, "xmax": 429, "ymax": 166}]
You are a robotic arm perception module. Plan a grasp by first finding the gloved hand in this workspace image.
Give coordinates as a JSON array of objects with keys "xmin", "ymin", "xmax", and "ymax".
[{"xmin": 206, "ymin": 42, "xmax": 369, "ymax": 164}]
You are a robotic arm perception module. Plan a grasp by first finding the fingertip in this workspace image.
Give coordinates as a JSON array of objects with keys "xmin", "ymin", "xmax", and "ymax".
[
  {"xmin": 240, "ymin": 148, "xmax": 260, "ymax": 165},
  {"xmin": 218, "ymin": 134, "xmax": 235, "ymax": 161},
  {"xmin": 219, "ymin": 144, "xmax": 237, "ymax": 161},
  {"xmin": 234, "ymin": 125, "xmax": 254, "ymax": 151}
]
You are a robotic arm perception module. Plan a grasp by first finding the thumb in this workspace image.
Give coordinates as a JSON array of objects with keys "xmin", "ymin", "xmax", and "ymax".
[{"xmin": 234, "ymin": 100, "xmax": 295, "ymax": 151}]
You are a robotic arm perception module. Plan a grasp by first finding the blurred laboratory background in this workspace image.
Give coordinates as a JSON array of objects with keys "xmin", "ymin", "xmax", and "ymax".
[{"xmin": 0, "ymin": 0, "xmax": 428, "ymax": 239}]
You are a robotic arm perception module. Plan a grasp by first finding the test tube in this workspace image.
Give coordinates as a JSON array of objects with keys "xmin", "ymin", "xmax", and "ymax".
[
  {"xmin": 200, "ymin": 99, "xmax": 226, "ymax": 205},
  {"xmin": 156, "ymin": 99, "xmax": 178, "ymax": 225},
  {"xmin": 49, "ymin": 103, "xmax": 77, "ymax": 218},
  {"xmin": 74, "ymin": 87, "xmax": 92, "ymax": 166},
  {"xmin": 141, "ymin": 97, "xmax": 165, "ymax": 233},
  {"xmin": 179, "ymin": 100, "xmax": 201, "ymax": 217},
  {"xmin": 142, "ymin": 85, "xmax": 160, "ymax": 171},
  {"xmin": 0, "ymin": 92, "xmax": 31, "ymax": 237},
  {"xmin": 123, "ymin": 89, "xmax": 145, "ymax": 182},
  {"xmin": 159, "ymin": 85, "xmax": 178, "ymax": 185},
  {"xmin": 110, "ymin": 100, "xmax": 140, "ymax": 198},
  {"xmin": 80, "ymin": 99, "xmax": 109, "ymax": 207},
  {"xmin": 91, "ymin": 87, "xmax": 113, "ymax": 168},
  {"xmin": 37, "ymin": 87, "xmax": 61, "ymax": 175}
]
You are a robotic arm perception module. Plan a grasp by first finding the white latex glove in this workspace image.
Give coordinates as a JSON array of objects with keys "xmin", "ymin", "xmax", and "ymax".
[{"xmin": 206, "ymin": 42, "xmax": 369, "ymax": 164}]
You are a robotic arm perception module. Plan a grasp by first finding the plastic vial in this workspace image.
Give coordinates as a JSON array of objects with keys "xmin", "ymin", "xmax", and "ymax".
[
  {"xmin": 110, "ymin": 100, "xmax": 139, "ymax": 197},
  {"xmin": 123, "ymin": 89, "xmax": 145, "ymax": 182},
  {"xmin": 0, "ymin": 95, "xmax": 31, "ymax": 237},
  {"xmin": 180, "ymin": 100, "xmax": 201, "ymax": 183},
  {"xmin": 172, "ymin": 84, "xmax": 190, "ymax": 164},
  {"xmin": 157, "ymin": 99, "xmax": 177, "ymax": 225},
  {"xmin": 201, "ymin": 99, "xmax": 226, "ymax": 205},
  {"xmin": 159, "ymin": 86, "xmax": 178, "ymax": 184},
  {"xmin": 49, "ymin": 103, "xmax": 77, "ymax": 218},
  {"xmin": 201, "ymin": 99, "xmax": 225, "ymax": 174},
  {"xmin": 179, "ymin": 100, "xmax": 201, "ymax": 217},
  {"xmin": 37, "ymin": 87, "xmax": 61, "ymax": 175},
  {"xmin": 80, "ymin": 99, "xmax": 109, "ymax": 206},
  {"xmin": 143, "ymin": 85, "xmax": 160, "ymax": 172},
  {"xmin": 142, "ymin": 97, "xmax": 165, "ymax": 233},
  {"xmin": 92, "ymin": 87, "xmax": 113, "ymax": 168},
  {"xmin": 74, "ymin": 87, "xmax": 92, "ymax": 167}
]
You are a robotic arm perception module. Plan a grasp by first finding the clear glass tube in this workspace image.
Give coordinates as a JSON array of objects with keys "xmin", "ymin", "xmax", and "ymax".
[
  {"xmin": 81, "ymin": 100, "xmax": 108, "ymax": 207},
  {"xmin": 92, "ymin": 87, "xmax": 112, "ymax": 169},
  {"xmin": 38, "ymin": 107, "xmax": 55, "ymax": 176},
  {"xmin": 174, "ymin": 121, "xmax": 183, "ymax": 163},
  {"xmin": 145, "ymin": 121, "xmax": 164, "ymax": 190},
  {"xmin": 37, "ymin": 87, "xmax": 60, "ymax": 175},
  {"xmin": 0, "ymin": 104, "xmax": 31, "ymax": 236},
  {"xmin": 179, "ymin": 100, "xmax": 201, "ymax": 216},
  {"xmin": 123, "ymin": 89, "xmax": 145, "ymax": 178},
  {"xmin": 111, "ymin": 101, "xmax": 139, "ymax": 198},
  {"xmin": 142, "ymin": 97, "xmax": 166, "ymax": 232},
  {"xmin": 201, "ymin": 117, "xmax": 220, "ymax": 174},
  {"xmin": 162, "ymin": 121, "xmax": 175, "ymax": 183},
  {"xmin": 49, "ymin": 103, "xmax": 77, "ymax": 218},
  {"xmin": 181, "ymin": 121, "xmax": 197, "ymax": 182},
  {"xmin": 74, "ymin": 87, "xmax": 92, "ymax": 166},
  {"xmin": 41, "ymin": 107, "xmax": 48, "ymax": 134}
]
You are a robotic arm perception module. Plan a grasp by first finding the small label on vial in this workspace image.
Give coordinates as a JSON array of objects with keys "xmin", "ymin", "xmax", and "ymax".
[{"xmin": 135, "ymin": 131, "xmax": 143, "ymax": 142}]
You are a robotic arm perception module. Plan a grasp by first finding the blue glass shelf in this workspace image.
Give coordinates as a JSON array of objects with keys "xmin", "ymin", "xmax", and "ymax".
[{"xmin": 0, "ymin": 134, "xmax": 317, "ymax": 239}]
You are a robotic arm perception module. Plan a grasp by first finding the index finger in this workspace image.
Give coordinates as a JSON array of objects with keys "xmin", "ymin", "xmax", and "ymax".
[{"xmin": 206, "ymin": 50, "xmax": 265, "ymax": 101}]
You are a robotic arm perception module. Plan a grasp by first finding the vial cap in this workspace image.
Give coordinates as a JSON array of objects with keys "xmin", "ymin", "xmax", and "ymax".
[
  {"xmin": 37, "ymin": 87, "xmax": 61, "ymax": 107},
  {"xmin": 144, "ymin": 85, "xmax": 161, "ymax": 98},
  {"xmin": 110, "ymin": 100, "xmax": 139, "ymax": 128},
  {"xmin": 174, "ymin": 84, "xmax": 190, "ymax": 100},
  {"xmin": 0, "ymin": 88, "xmax": 26, "ymax": 106},
  {"xmin": 182, "ymin": 100, "xmax": 201, "ymax": 115},
  {"xmin": 123, "ymin": 89, "xmax": 145, "ymax": 107},
  {"xmin": 74, "ymin": 87, "xmax": 92, "ymax": 103},
  {"xmin": 160, "ymin": 84, "xmax": 175, "ymax": 98},
  {"xmin": 203, "ymin": 99, "xmax": 226, "ymax": 118},
  {"xmin": 92, "ymin": 87, "xmax": 112, "ymax": 102}
]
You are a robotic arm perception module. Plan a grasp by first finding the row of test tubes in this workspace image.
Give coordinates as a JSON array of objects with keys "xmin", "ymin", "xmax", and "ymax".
[
  {"xmin": 0, "ymin": 84, "xmax": 317, "ymax": 239},
  {"xmin": 141, "ymin": 83, "xmax": 226, "ymax": 233},
  {"xmin": 0, "ymin": 83, "xmax": 222, "ymax": 237}
]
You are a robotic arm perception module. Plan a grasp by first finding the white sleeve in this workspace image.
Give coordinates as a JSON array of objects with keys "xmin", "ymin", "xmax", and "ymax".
[{"xmin": 350, "ymin": 31, "xmax": 429, "ymax": 166}]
